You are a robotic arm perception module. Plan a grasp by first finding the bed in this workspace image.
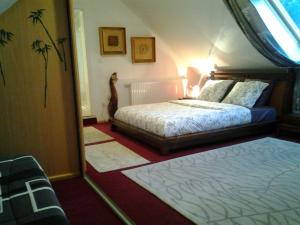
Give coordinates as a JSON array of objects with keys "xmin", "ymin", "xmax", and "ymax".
[{"xmin": 109, "ymin": 70, "xmax": 295, "ymax": 154}]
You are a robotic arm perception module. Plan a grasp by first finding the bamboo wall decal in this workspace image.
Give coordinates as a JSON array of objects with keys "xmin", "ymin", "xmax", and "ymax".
[
  {"xmin": 28, "ymin": 9, "xmax": 63, "ymax": 62},
  {"xmin": 0, "ymin": 29, "xmax": 14, "ymax": 86},
  {"xmin": 29, "ymin": 8, "xmax": 69, "ymax": 107},
  {"xmin": 32, "ymin": 40, "xmax": 51, "ymax": 108},
  {"xmin": 58, "ymin": 37, "xmax": 67, "ymax": 71}
]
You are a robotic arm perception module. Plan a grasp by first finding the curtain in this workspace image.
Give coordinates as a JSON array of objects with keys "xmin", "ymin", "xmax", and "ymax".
[
  {"xmin": 293, "ymin": 71, "xmax": 300, "ymax": 113},
  {"xmin": 223, "ymin": 0, "xmax": 298, "ymax": 67},
  {"xmin": 223, "ymin": 0, "xmax": 300, "ymax": 113}
]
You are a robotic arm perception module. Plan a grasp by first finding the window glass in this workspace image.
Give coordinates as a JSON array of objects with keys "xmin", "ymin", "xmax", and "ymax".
[
  {"xmin": 251, "ymin": 0, "xmax": 300, "ymax": 63},
  {"xmin": 279, "ymin": 0, "xmax": 300, "ymax": 29}
]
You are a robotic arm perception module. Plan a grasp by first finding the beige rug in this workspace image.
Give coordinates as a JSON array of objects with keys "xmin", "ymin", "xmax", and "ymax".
[
  {"xmin": 85, "ymin": 141, "xmax": 150, "ymax": 173},
  {"xmin": 122, "ymin": 137, "xmax": 300, "ymax": 225},
  {"xmin": 83, "ymin": 126, "xmax": 113, "ymax": 144}
]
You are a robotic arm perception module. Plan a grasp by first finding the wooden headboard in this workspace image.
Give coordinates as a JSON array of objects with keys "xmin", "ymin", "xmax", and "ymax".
[{"xmin": 211, "ymin": 69, "xmax": 295, "ymax": 119}]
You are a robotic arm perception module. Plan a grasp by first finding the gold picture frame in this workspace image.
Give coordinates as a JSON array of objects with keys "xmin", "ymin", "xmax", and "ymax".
[
  {"xmin": 131, "ymin": 37, "xmax": 156, "ymax": 63},
  {"xmin": 99, "ymin": 27, "xmax": 126, "ymax": 55}
]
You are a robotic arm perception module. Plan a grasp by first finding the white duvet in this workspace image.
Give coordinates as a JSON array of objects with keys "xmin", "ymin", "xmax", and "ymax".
[{"xmin": 114, "ymin": 100, "xmax": 251, "ymax": 137}]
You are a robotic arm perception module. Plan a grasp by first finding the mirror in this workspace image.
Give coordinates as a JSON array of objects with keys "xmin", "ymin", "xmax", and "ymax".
[
  {"xmin": 69, "ymin": 1, "xmax": 189, "ymax": 224},
  {"xmin": 70, "ymin": 0, "xmax": 189, "ymax": 224},
  {"xmin": 70, "ymin": 2, "xmax": 135, "ymax": 224}
]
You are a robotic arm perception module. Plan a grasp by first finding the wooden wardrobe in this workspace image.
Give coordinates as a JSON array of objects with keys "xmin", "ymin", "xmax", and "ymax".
[{"xmin": 0, "ymin": 0, "xmax": 82, "ymax": 180}]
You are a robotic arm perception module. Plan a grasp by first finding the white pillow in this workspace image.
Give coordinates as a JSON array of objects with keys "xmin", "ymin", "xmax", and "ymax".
[
  {"xmin": 198, "ymin": 80, "xmax": 234, "ymax": 102},
  {"xmin": 222, "ymin": 81, "xmax": 269, "ymax": 107}
]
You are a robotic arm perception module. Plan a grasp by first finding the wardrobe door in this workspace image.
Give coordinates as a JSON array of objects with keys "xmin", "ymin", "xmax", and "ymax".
[{"xmin": 0, "ymin": 0, "xmax": 81, "ymax": 179}]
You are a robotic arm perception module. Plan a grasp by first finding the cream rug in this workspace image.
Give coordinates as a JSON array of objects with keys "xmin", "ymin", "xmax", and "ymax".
[
  {"xmin": 83, "ymin": 126, "xmax": 113, "ymax": 144},
  {"xmin": 122, "ymin": 137, "xmax": 300, "ymax": 225},
  {"xmin": 85, "ymin": 141, "xmax": 150, "ymax": 173}
]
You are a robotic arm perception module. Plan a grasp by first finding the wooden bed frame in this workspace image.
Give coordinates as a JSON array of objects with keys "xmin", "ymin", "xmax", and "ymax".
[{"xmin": 109, "ymin": 69, "xmax": 295, "ymax": 155}]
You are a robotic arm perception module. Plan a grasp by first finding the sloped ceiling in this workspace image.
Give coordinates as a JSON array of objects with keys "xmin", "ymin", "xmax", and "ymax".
[
  {"xmin": 0, "ymin": 0, "xmax": 17, "ymax": 15},
  {"xmin": 121, "ymin": 0, "xmax": 276, "ymax": 69}
]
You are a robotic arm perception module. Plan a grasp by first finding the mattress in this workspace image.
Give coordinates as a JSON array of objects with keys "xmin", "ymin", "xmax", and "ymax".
[
  {"xmin": 251, "ymin": 106, "xmax": 277, "ymax": 123},
  {"xmin": 114, "ymin": 100, "xmax": 251, "ymax": 137}
]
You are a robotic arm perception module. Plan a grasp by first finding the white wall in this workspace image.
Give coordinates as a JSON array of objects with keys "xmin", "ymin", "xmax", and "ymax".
[
  {"xmin": 74, "ymin": 0, "xmax": 280, "ymax": 121},
  {"xmin": 75, "ymin": 0, "xmax": 179, "ymax": 121},
  {"xmin": 121, "ymin": 0, "xmax": 277, "ymax": 69}
]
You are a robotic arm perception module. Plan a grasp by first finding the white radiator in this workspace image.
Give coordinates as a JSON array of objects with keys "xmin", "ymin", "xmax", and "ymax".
[{"xmin": 130, "ymin": 80, "xmax": 183, "ymax": 105}]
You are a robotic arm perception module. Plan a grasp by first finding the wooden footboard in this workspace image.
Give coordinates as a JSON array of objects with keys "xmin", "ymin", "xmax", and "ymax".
[{"xmin": 110, "ymin": 118, "xmax": 277, "ymax": 155}]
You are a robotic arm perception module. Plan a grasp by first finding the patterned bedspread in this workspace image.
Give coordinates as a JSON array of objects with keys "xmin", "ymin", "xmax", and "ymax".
[
  {"xmin": 114, "ymin": 100, "xmax": 251, "ymax": 137},
  {"xmin": 0, "ymin": 155, "xmax": 69, "ymax": 225}
]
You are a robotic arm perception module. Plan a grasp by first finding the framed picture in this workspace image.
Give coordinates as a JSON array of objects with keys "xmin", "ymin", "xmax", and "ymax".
[
  {"xmin": 99, "ymin": 27, "xmax": 126, "ymax": 55},
  {"xmin": 131, "ymin": 37, "xmax": 156, "ymax": 63}
]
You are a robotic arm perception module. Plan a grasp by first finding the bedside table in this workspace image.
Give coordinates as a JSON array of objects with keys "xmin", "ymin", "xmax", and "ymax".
[{"xmin": 277, "ymin": 114, "xmax": 300, "ymax": 136}]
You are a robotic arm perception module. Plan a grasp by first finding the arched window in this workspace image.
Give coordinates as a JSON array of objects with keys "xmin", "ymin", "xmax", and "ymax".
[
  {"xmin": 224, "ymin": 0, "xmax": 300, "ymax": 66},
  {"xmin": 251, "ymin": 0, "xmax": 300, "ymax": 63},
  {"xmin": 224, "ymin": 0, "xmax": 300, "ymax": 113}
]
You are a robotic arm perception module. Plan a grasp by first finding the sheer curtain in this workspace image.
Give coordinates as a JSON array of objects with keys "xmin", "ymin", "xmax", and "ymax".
[
  {"xmin": 74, "ymin": 10, "xmax": 92, "ymax": 117},
  {"xmin": 223, "ymin": 0, "xmax": 300, "ymax": 113}
]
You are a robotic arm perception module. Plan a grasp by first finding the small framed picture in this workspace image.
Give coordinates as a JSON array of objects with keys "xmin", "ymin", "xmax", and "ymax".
[
  {"xmin": 99, "ymin": 27, "xmax": 126, "ymax": 55},
  {"xmin": 131, "ymin": 37, "xmax": 156, "ymax": 63}
]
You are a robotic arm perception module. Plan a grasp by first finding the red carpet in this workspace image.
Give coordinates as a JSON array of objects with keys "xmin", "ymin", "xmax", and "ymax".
[
  {"xmin": 86, "ymin": 123, "xmax": 270, "ymax": 225},
  {"xmin": 52, "ymin": 177, "xmax": 123, "ymax": 225}
]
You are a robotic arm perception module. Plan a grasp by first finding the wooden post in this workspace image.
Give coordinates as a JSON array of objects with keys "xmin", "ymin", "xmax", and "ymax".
[{"xmin": 108, "ymin": 72, "xmax": 118, "ymax": 118}]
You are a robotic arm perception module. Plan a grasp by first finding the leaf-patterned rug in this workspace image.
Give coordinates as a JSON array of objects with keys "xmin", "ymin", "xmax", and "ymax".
[
  {"xmin": 122, "ymin": 137, "xmax": 300, "ymax": 225},
  {"xmin": 85, "ymin": 141, "xmax": 150, "ymax": 173}
]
